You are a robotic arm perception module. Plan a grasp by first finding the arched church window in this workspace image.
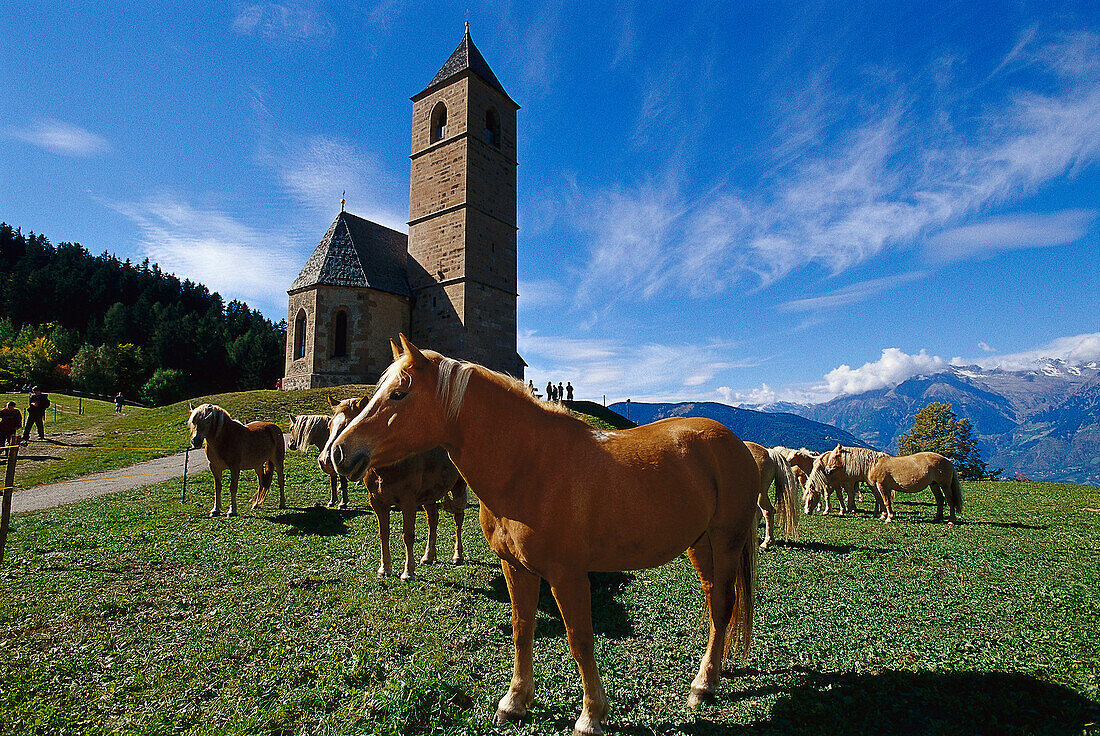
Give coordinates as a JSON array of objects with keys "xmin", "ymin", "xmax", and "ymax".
[
  {"xmin": 430, "ymin": 102, "xmax": 448, "ymax": 143},
  {"xmin": 334, "ymin": 310, "xmax": 348, "ymax": 357},
  {"xmin": 294, "ymin": 309, "xmax": 307, "ymax": 360},
  {"xmin": 485, "ymin": 107, "xmax": 501, "ymax": 148}
]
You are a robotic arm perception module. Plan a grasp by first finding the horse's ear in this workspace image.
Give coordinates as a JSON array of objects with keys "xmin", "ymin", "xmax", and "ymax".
[
  {"xmin": 189, "ymin": 402, "xmax": 194, "ymax": 412},
  {"xmin": 328, "ymin": 395, "xmax": 340, "ymax": 408},
  {"xmin": 355, "ymin": 396, "xmax": 370, "ymax": 412},
  {"xmin": 390, "ymin": 338, "xmax": 402, "ymax": 361},
  {"xmin": 398, "ymin": 333, "xmax": 427, "ymax": 367}
]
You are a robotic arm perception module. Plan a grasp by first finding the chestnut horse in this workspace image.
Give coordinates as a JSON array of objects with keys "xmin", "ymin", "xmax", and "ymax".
[
  {"xmin": 805, "ymin": 444, "xmax": 887, "ymax": 516},
  {"xmin": 188, "ymin": 403, "xmax": 285, "ymax": 517},
  {"xmin": 320, "ymin": 396, "xmax": 467, "ymax": 580},
  {"xmin": 288, "ymin": 413, "xmax": 350, "ymax": 508},
  {"xmin": 329, "ymin": 335, "xmax": 760, "ymax": 736},
  {"xmin": 868, "ymin": 452, "xmax": 963, "ymax": 524},
  {"xmin": 744, "ymin": 442, "xmax": 800, "ymax": 550}
]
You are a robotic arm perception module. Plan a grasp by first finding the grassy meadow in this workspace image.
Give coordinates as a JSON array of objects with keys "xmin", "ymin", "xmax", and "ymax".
[{"xmin": 2, "ymin": 431, "xmax": 1098, "ymax": 735}]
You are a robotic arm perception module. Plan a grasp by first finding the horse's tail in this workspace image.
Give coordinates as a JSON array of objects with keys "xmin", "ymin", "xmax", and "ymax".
[
  {"xmin": 723, "ymin": 522, "xmax": 757, "ymax": 663},
  {"xmin": 254, "ymin": 461, "xmax": 274, "ymax": 507},
  {"xmin": 766, "ymin": 448, "xmax": 800, "ymax": 540},
  {"xmin": 949, "ymin": 470, "xmax": 964, "ymax": 513}
]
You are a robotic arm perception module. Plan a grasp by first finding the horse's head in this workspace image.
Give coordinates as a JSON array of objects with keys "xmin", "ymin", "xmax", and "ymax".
[
  {"xmin": 287, "ymin": 415, "xmax": 301, "ymax": 451},
  {"xmin": 317, "ymin": 396, "xmax": 368, "ymax": 475},
  {"xmin": 803, "ymin": 447, "xmax": 839, "ymax": 514},
  {"xmin": 188, "ymin": 403, "xmax": 225, "ymax": 449},
  {"xmin": 329, "ymin": 334, "xmax": 455, "ymax": 481}
]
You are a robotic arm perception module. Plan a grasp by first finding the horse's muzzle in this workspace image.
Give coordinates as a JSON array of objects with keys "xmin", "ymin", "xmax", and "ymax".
[{"xmin": 331, "ymin": 443, "xmax": 370, "ymax": 482}]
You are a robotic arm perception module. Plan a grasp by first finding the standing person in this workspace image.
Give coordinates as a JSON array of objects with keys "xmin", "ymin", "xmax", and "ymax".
[
  {"xmin": 0, "ymin": 401, "xmax": 22, "ymax": 450},
  {"xmin": 566, "ymin": 382, "xmax": 574, "ymax": 401},
  {"xmin": 545, "ymin": 381, "xmax": 553, "ymax": 401},
  {"xmin": 22, "ymin": 386, "xmax": 49, "ymax": 443},
  {"xmin": 527, "ymin": 379, "xmax": 536, "ymax": 395},
  {"xmin": 558, "ymin": 381, "xmax": 565, "ymax": 402},
  {"xmin": 114, "ymin": 391, "xmax": 124, "ymax": 413}
]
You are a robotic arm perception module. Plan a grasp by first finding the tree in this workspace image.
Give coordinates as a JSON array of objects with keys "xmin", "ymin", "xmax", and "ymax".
[
  {"xmin": 141, "ymin": 368, "xmax": 188, "ymax": 406},
  {"xmin": 898, "ymin": 402, "xmax": 1001, "ymax": 480}
]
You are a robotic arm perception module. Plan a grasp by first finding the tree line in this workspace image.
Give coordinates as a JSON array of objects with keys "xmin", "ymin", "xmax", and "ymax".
[{"xmin": 0, "ymin": 223, "xmax": 285, "ymax": 404}]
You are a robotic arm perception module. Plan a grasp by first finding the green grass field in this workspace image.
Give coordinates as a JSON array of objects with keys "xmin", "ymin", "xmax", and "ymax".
[{"xmin": 3, "ymin": 439, "xmax": 1098, "ymax": 735}]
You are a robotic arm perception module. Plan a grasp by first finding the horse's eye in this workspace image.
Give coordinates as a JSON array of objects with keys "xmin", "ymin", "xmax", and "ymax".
[{"xmin": 389, "ymin": 389, "xmax": 408, "ymax": 401}]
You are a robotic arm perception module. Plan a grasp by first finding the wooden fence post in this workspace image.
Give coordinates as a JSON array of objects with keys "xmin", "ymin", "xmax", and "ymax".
[{"xmin": 0, "ymin": 442, "xmax": 17, "ymax": 566}]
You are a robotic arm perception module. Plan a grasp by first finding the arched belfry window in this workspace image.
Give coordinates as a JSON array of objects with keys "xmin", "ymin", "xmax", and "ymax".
[
  {"xmin": 485, "ymin": 107, "xmax": 501, "ymax": 148},
  {"xmin": 333, "ymin": 310, "xmax": 348, "ymax": 357},
  {"xmin": 430, "ymin": 101, "xmax": 447, "ymax": 143},
  {"xmin": 293, "ymin": 309, "xmax": 307, "ymax": 360}
]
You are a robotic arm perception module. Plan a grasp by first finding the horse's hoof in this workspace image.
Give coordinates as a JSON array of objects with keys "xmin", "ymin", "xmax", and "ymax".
[
  {"xmin": 377, "ymin": 568, "xmax": 393, "ymax": 578},
  {"xmin": 337, "ymin": 502, "xmax": 348, "ymax": 510},
  {"xmin": 452, "ymin": 556, "xmax": 465, "ymax": 566},
  {"xmin": 759, "ymin": 541, "xmax": 769, "ymax": 551},
  {"xmin": 573, "ymin": 713, "xmax": 604, "ymax": 736},
  {"xmin": 400, "ymin": 572, "xmax": 415, "ymax": 581},
  {"xmin": 494, "ymin": 707, "xmax": 525, "ymax": 726},
  {"xmin": 687, "ymin": 685, "xmax": 716, "ymax": 709},
  {"xmin": 209, "ymin": 509, "xmax": 222, "ymax": 517}
]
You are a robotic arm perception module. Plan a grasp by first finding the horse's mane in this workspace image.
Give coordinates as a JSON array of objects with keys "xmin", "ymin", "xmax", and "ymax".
[
  {"xmin": 295, "ymin": 414, "xmax": 330, "ymax": 434},
  {"xmin": 841, "ymin": 446, "xmax": 888, "ymax": 478}
]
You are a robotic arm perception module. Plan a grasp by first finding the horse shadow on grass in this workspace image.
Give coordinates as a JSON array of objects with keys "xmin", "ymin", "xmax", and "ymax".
[
  {"xmin": 779, "ymin": 540, "xmax": 893, "ymax": 555},
  {"xmin": 266, "ymin": 506, "xmax": 370, "ymax": 536},
  {"xmin": 624, "ymin": 667, "xmax": 1099, "ymax": 736}
]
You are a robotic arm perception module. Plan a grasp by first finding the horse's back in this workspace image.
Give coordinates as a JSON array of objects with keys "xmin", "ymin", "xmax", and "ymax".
[
  {"xmin": 245, "ymin": 420, "xmax": 285, "ymax": 464},
  {"xmin": 873, "ymin": 451, "xmax": 952, "ymax": 486}
]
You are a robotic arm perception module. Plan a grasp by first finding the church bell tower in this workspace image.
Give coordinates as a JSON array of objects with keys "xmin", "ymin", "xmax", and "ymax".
[{"xmin": 407, "ymin": 24, "xmax": 523, "ymax": 377}]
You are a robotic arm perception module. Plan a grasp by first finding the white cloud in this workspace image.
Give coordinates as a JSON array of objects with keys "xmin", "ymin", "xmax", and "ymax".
[
  {"xmin": 8, "ymin": 119, "xmax": 110, "ymax": 156},
  {"xmin": 779, "ymin": 271, "xmax": 927, "ymax": 312},
  {"xmin": 824, "ymin": 348, "xmax": 948, "ymax": 396},
  {"xmin": 232, "ymin": 2, "xmax": 332, "ymax": 40},
  {"xmin": 978, "ymin": 341, "xmax": 997, "ymax": 353},
  {"xmin": 517, "ymin": 279, "xmax": 565, "ymax": 310},
  {"xmin": 927, "ymin": 210, "xmax": 1094, "ymax": 260},
  {"xmin": 109, "ymin": 194, "xmax": 300, "ymax": 316},
  {"xmin": 518, "ymin": 332, "xmax": 754, "ymax": 403},
  {"xmin": 959, "ymin": 332, "xmax": 1100, "ymax": 371}
]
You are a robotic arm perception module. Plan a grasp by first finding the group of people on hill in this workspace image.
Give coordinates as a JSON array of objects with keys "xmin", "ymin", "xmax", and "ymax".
[
  {"xmin": 526, "ymin": 380, "xmax": 573, "ymax": 402},
  {"xmin": 0, "ymin": 387, "xmax": 49, "ymax": 448}
]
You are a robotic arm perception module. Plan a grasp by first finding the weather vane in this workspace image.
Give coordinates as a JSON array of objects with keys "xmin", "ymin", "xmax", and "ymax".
[{"xmin": 341, "ymin": 190, "xmax": 345, "ymax": 212}]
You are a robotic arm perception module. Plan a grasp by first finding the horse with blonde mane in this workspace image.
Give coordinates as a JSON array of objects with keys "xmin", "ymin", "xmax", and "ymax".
[
  {"xmin": 329, "ymin": 335, "xmax": 760, "ymax": 736},
  {"xmin": 320, "ymin": 396, "xmax": 467, "ymax": 580},
  {"xmin": 805, "ymin": 444, "xmax": 886, "ymax": 516},
  {"xmin": 288, "ymin": 413, "xmax": 350, "ymax": 507},
  {"xmin": 868, "ymin": 452, "xmax": 963, "ymax": 524},
  {"xmin": 188, "ymin": 403, "xmax": 285, "ymax": 517},
  {"xmin": 744, "ymin": 442, "xmax": 800, "ymax": 550}
]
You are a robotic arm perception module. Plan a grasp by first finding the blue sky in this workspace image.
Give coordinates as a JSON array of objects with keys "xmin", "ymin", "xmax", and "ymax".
[{"xmin": 2, "ymin": 1, "xmax": 1098, "ymax": 404}]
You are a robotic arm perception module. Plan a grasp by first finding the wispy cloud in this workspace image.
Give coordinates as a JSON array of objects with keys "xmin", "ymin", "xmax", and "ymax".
[
  {"xmin": 232, "ymin": 2, "xmax": 333, "ymax": 40},
  {"xmin": 8, "ymin": 119, "xmax": 110, "ymax": 156},
  {"xmin": 956, "ymin": 332, "xmax": 1100, "ymax": 371},
  {"xmin": 262, "ymin": 134, "xmax": 406, "ymax": 232},
  {"xmin": 518, "ymin": 279, "xmax": 565, "ymax": 310},
  {"xmin": 519, "ymin": 332, "xmax": 754, "ymax": 402},
  {"xmin": 779, "ymin": 271, "xmax": 927, "ymax": 312},
  {"xmin": 926, "ymin": 210, "xmax": 1094, "ymax": 260},
  {"xmin": 571, "ymin": 30, "xmax": 1100, "ymax": 305},
  {"xmin": 109, "ymin": 194, "xmax": 300, "ymax": 315}
]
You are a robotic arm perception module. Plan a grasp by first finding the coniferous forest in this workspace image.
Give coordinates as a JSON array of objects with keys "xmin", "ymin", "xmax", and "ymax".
[{"xmin": 0, "ymin": 223, "xmax": 286, "ymax": 404}]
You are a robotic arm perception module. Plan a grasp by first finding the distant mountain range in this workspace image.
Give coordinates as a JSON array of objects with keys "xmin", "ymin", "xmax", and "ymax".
[
  {"xmin": 606, "ymin": 400, "xmax": 871, "ymax": 453},
  {"xmin": 746, "ymin": 359, "xmax": 1100, "ymax": 485}
]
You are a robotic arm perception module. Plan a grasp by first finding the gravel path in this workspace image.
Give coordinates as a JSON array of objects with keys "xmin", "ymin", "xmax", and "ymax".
[{"xmin": 10, "ymin": 449, "xmax": 211, "ymax": 514}]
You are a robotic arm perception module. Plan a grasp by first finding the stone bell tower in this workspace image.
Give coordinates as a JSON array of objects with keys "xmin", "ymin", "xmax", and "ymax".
[{"xmin": 407, "ymin": 23, "xmax": 524, "ymax": 377}]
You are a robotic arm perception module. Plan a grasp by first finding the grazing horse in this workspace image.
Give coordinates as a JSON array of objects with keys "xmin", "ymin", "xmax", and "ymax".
[
  {"xmin": 288, "ymin": 413, "xmax": 350, "ymax": 508},
  {"xmin": 187, "ymin": 403, "xmax": 285, "ymax": 517},
  {"xmin": 805, "ymin": 444, "xmax": 886, "ymax": 516},
  {"xmin": 775, "ymin": 446, "xmax": 843, "ymax": 511},
  {"xmin": 744, "ymin": 442, "xmax": 800, "ymax": 550},
  {"xmin": 320, "ymin": 396, "xmax": 467, "ymax": 580},
  {"xmin": 330, "ymin": 335, "xmax": 760, "ymax": 736},
  {"xmin": 868, "ymin": 452, "xmax": 963, "ymax": 524}
]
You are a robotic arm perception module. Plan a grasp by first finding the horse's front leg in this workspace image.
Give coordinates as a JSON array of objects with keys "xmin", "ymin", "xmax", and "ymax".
[
  {"xmin": 210, "ymin": 469, "xmax": 224, "ymax": 517},
  {"xmin": 228, "ymin": 468, "xmax": 240, "ymax": 516},
  {"xmin": 399, "ymin": 502, "xmax": 418, "ymax": 580},
  {"xmin": 549, "ymin": 572, "xmax": 608, "ymax": 736},
  {"xmin": 495, "ymin": 560, "xmax": 541, "ymax": 725},
  {"xmin": 328, "ymin": 471, "xmax": 339, "ymax": 507},
  {"xmin": 339, "ymin": 475, "xmax": 349, "ymax": 509},
  {"xmin": 451, "ymin": 502, "xmax": 465, "ymax": 565},
  {"xmin": 420, "ymin": 502, "xmax": 439, "ymax": 565},
  {"xmin": 371, "ymin": 496, "xmax": 393, "ymax": 577}
]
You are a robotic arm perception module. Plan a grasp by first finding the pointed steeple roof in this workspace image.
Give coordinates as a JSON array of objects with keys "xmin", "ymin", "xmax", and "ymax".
[
  {"xmin": 289, "ymin": 211, "xmax": 410, "ymax": 297},
  {"xmin": 413, "ymin": 24, "xmax": 518, "ymax": 108}
]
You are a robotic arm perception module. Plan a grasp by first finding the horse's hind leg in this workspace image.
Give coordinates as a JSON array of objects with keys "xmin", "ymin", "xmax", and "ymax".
[
  {"xmin": 757, "ymin": 492, "xmax": 775, "ymax": 551},
  {"xmin": 686, "ymin": 532, "xmax": 734, "ymax": 708},
  {"xmin": 210, "ymin": 470, "xmax": 224, "ymax": 517},
  {"xmin": 930, "ymin": 483, "xmax": 945, "ymax": 523},
  {"xmin": 451, "ymin": 502, "xmax": 465, "ymax": 565},
  {"xmin": 547, "ymin": 571, "xmax": 608, "ymax": 736},
  {"xmin": 420, "ymin": 503, "xmax": 439, "ymax": 565},
  {"xmin": 339, "ymin": 475, "xmax": 349, "ymax": 509},
  {"xmin": 495, "ymin": 560, "xmax": 540, "ymax": 725}
]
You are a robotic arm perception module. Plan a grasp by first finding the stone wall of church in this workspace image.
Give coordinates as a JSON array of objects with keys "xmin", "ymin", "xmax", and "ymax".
[{"xmin": 283, "ymin": 286, "xmax": 409, "ymax": 389}]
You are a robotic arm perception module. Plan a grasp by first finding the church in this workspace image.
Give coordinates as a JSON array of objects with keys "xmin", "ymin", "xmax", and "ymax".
[{"xmin": 281, "ymin": 25, "xmax": 524, "ymax": 389}]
